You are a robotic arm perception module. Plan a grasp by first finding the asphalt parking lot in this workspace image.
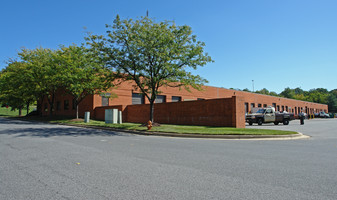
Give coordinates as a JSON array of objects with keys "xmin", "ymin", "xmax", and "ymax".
[
  {"xmin": 246, "ymin": 118, "xmax": 337, "ymax": 139},
  {"xmin": 1, "ymin": 117, "xmax": 337, "ymax": 200}
]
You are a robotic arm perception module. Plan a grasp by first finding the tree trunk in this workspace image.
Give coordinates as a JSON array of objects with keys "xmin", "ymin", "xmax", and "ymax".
[
  {"xmin": 76, "ymin": 104, "xmax": 79, "ymax": 119},
  {"xmin": 37, "ymin": 96, "xmax": 44, "ymax": 116},
  {"xmin": 36, "ymin": 101, "xmax": 41, "ymax": 116},
  {"xmin": 26, "ymin": 101, "xmax": 30, "ymax": 116},
  {"xmin": 49, "ymin": 93, "xmax": 55, "ymax": 117},
  {"xmin": 49, "ymin": 103, "xmax": 54, "ymax": 116},
  {"xmin": 19, "ymin": 108, "xmax": 22, "ymax": 116},
  {"xmin": 149, "ymin": 101, "xmax": 154, "ymax": 122}
]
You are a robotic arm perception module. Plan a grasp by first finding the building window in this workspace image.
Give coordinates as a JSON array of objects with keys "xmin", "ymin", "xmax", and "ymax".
[
  {"xmin": 64, "ymin": 100, "xmax": 69, "ymax": 110},
  {"xmin": 258, "ymin": 104, "xmax": 262, "ymax": 107},
  {"xmin": 197, "ymin": 98, "xmax": 205, "ymax": 100},
  {"xmin": 101, "ymin": 93, "xmax": 111, "ymax": 106},
  {"xmin": 285, "ymin": 106, "xmax": 288, "ymax": 112},
  {"xmin": 56, "ymin": 101, "xmax": 61, "ymax": 111},
  {"xmin": 277, "ymin": 105, "xmax": 280, "ymax": 111},
  {"xmin": 172, "ymin": 96, "xmax": 181, "ymax": 102},
  {"xmin": 102, "ymin": 97, "xmax": 109, "ymax": 106},
  {"xmin": 132, "ymin": 93, "xmax": 144, "ymax": 104},
  {"xmin": 263, "ymin": 104, "xmax": 267, "ymax": 108},
  {"xmin": 155, "ymin": 95, "xmax": 166, "ymax": 103},
  {"xmin": 282, "ymin": 106, "xmax": 284, "ymax": 111}
]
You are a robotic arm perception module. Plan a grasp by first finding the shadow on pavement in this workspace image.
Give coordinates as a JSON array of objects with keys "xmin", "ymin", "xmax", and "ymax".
[
  {"xmin": 0, "ymin": 118, "xmax": 39, "ymax": 125},
  {"xmin": 0, "ymin": 127, "xmax": 132, "ymax": 138},
  {"xmin": 246, "ymin": 124, "xmax": 291, "ymax": 127}
]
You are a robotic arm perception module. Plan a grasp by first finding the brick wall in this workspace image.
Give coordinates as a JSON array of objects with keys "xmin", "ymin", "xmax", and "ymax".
[
  {"xmin": 93, "ymin": 81, "xmax": 328, "ymax": 117},
  {"xmin": 40, "ymin": 89, "xmax": 94, "ymax": 118},
  {"xmin": 39, "ymin": 80, "xmax": 328, "ymax": 125},
  {"xmin": 94, "ymin": 96, "xmax": 245, "ymax": 128}
]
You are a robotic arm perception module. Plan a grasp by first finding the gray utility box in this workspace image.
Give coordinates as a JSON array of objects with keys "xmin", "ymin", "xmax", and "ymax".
[
  {"xmin": 105, "ymin": 109, "xmax": 119, "ymax": 124},
  {"xmin": 84, "ymin": 112, "xmax": 90, "ymax": 123},
  {"xmin": 118, "ymin": 111, "xmax": 122, "ymax": 124}
]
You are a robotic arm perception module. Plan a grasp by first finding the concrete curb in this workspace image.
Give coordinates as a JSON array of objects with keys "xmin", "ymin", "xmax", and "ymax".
[{"xmin": 54, "ymin": 122, "xmax": 310, "ymax": 140}]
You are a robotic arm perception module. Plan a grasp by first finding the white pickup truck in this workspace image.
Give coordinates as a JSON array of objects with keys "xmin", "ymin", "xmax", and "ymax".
[{"xmin": 245, "ymin": 107, "xmax": 295, "ymax": 125}]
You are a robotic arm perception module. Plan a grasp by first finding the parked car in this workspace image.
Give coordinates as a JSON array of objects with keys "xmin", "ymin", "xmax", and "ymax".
[{"xmin": 318, "ymin": 111, "xmax": 329, "ymax": 118}]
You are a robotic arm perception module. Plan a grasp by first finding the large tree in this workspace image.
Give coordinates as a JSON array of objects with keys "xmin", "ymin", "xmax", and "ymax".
[
  {"xmin": 56, "ymin": 45, "xmax": 115, "ymax": 119},
  {"xmin": 18, "ymin": 47, "xmax": 63, "ymax": 116},
  {"xmin": 0, "ymin": 61, "xmax": 37, "ymax": 116},
  {"xmin": 86, "ymin": 15, "xmax": 213, "ymax": 122}
]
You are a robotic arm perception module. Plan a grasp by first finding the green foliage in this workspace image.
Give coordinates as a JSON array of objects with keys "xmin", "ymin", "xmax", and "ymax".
[
  {"xmin": 242, "ymin": 86, "xmax": 335, "ymax": 112},
  {"xmin": 1, "ymin": 45, "xmax": 116, "ymax": 117},
  {"xmin": 56, "ymin": 45, "xmax": 115, "ymax": 118},
  {"xmin": 253, "ymin": 88, "xmax": 279, "ymax": 97},
  {"xmin": 278, "ymin": 87, "xmax": 337, "ymax": 112},
  {"xmin": 269, "ymin": 91, "xmax": 279, "ymax": 97},
  {"xmin": 305, "ymin": 88, "xmax": 329, "ymax": 104},
  {"xmin": 280, "ymin": 87, "xmax": 295, "ymax": 99},
  {"xmin": 294, "ymin": 87, "xmax": 304, "ymax": 95},
  {"xmin": 327, "ymin": 92, "xmax": 337, "ymax": 112},
  {"xmin": 86, "ymin": 15, "xmax": 213, "ymax": 121},
  {"xmin": 278, "ymin": 87, "xmax": 330, "ymax": 105},
  {"xmin": 0, "ymin": 61, "xmax": 36, "ymax": 115},
  {"xmin": 17, "ymin": 47, "xmax": 63, "ymax": 115}
]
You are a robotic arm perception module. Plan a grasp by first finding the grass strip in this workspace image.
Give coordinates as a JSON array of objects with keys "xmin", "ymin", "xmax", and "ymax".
[
  {"xmin": 0, "ymin": 107, "xmax": 35, "ymax": 117},
  {"xmin": 1, "ymin": 110, "xmax": 297, "ymax": 135},
  {"xmin": 50, "ymin": 119, "xmax": 297, "ymax": 135}
]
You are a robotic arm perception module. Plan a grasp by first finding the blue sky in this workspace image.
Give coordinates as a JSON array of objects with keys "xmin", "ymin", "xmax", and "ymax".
[{"xmin": 1, "ymin": 0, "xmax": 336, "ymax": 93}]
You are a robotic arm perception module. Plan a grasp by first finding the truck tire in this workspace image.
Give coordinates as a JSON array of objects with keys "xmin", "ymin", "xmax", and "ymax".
[
  {"xmin": 257, "ymin": 118, "xmax": 263, "ymax": 125},
  {"xmin": 274, "ymin": 122, "xmax": 279, "ymax": 125},
  {"xmin": 248, "ymin": 121, "xmax": 253, "ymax": 125},
  {"xmin": 283, "ymin": 119, "xmax": 289, "ymax": 125}
]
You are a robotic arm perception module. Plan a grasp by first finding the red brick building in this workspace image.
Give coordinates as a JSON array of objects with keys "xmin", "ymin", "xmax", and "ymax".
[{"xmin": 41, "ymin": 81, "xmax": 328, "ymax": 128}]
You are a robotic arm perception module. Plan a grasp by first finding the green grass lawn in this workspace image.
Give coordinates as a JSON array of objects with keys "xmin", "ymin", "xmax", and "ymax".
[
  {"xmin": 0, "ymin": 106, "xmax": 36, "ymax": 117},
  {"xmin": 50, "ymin": 119, "xmax": 297, "ymax": 135}
]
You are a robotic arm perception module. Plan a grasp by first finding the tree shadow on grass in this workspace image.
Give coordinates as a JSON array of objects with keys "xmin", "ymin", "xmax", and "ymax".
[{"xmin": 0, "ymin": 127, "xmax": 133, "ymax": 138}]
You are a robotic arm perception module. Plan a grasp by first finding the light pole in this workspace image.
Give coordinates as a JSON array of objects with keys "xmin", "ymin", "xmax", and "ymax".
[{"xmin": 252, "ymin": 80, "xmax": 254, "ymax": 92}]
